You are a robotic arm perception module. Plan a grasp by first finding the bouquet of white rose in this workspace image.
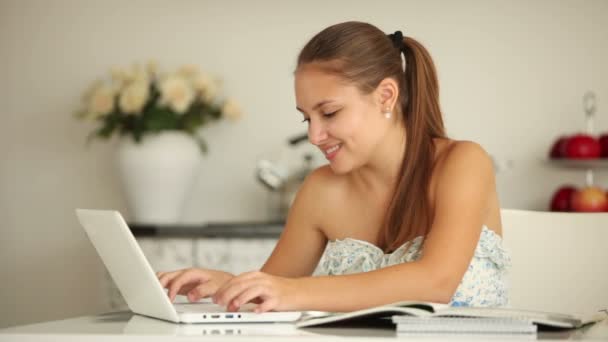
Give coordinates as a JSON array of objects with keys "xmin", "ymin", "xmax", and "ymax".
[{"xmin": 76, "ymin": 60, "xmax": 242, "ymax": 153}]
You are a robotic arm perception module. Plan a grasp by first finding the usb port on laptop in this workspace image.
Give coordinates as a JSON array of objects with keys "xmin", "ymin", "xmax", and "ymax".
[{"xmin": 225, "ymin": 314, "xmax": 234, "ymax": 318}]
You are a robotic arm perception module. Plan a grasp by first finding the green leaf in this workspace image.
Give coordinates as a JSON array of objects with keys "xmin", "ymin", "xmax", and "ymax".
[
  {"xmin": 133, "ymin": 130, "xmax": 143, "ymax": 143},
  {"xmin": 181, "ymin": 112, "xmax": 203, "ymax": 133},
  {"xmin": 144, "ymin": 107, "xmax": 179, "ymax": 131},
  {"xmin": 85, "ymin": 130, "xmax": 98, "ymax": 147},
  {"xmin": 98, "ymin": 119, "xmax": 116, "ymax": 138},
  {"xmin": 142, "ymin": 84, "xmax": 161, "ymax": 113},
  {"xmin": 210, "ymin": 105, "xmax": 222, "ymax": 120},
  {"xmin": 194, "ymin": 135, "xmax": 208, "ymax": 154},
  {"xmin": 95, "ymin": 111, "xmax": 124, "ymax": 139}
]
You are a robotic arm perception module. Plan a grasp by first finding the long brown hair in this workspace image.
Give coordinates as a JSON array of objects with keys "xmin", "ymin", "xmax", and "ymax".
[{"xmin": 297, "ymin": 21, "xmax": 446, "ymax": 252}]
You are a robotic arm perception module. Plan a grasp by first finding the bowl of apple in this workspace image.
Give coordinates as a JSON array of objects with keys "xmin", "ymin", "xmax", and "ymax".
[{"xmin": 550, "ymin": 185, "xmax": 608, "ymax": 212}]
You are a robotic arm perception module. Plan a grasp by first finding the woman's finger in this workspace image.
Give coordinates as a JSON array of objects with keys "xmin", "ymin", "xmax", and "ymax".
[
  {"xmin": 175, "ymin": 282, "xmax": 202, "ymax": 296},
  {"xmin": 228, "ymin": 285, "xmax": 267, "ymax": 312},
  {"xmin": 187, "ymin": 282, "xmax": 218, "ymax": 302},
  {"xmin": 158, "ymin": 270, "xmax": 183, "ymax": 288},
  {"xmin": 220, "ymin": 271, "xmax": 262, "ymax": 289},
  {"xmin": 167, "ymin": 270, "xmax": 211, "ymax": 302},
  {"xmin": 254, "ymin": 297, "xmax": 279, "ymax": 313},
  {"xmin": 214, "ymin": 278, "xmax": 258, "ymax": 306},
  {"xmin": 214, "ymin": 271, "xmax": 263, "ymax": 301}
]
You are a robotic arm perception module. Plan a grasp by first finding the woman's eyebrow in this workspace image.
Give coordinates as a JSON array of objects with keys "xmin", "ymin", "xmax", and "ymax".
[{"xmin": 296, "ymin": 99, "xmax": 335, "ymax": 114}]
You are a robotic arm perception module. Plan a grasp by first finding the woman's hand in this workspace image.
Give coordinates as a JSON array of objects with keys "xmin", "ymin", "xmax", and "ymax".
[
  {"xmin": 156, "ymin": 268, "xmax": 234, "ymax": 303},
  {"xmin": 212, "ymin": 271, "xmax": 301, "ymax": 313}
]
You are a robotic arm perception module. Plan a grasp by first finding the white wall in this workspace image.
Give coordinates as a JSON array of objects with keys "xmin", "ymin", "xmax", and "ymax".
[{"xmin": 1, "ymin": 0, "xmax": 607, "ymax": 328}]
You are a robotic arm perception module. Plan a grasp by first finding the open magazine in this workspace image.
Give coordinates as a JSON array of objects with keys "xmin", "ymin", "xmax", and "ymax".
[{"xmin": 295, "ymin": 301, "xmax": 607, "ymax": 329}]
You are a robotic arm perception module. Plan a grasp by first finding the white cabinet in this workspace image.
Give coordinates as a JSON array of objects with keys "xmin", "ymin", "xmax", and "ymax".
[
  {"xmin": 222, "ymin": 239, "xmax": 278, "ymax": 274},
  {"xmin": 139, "ymin": 238, "xmax": 195, "ymax": 272}
]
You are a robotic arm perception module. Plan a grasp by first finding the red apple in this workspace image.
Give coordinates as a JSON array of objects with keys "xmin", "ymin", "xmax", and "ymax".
[
  {"xmin": 549, "ymin": 136, "xmax": 570, "ymax": 159},
  {"xmin": 550, "ymin": 185, "xmax": 577, "ymax": 211},
  {"xmin": 599, "ymin": 134, "xmax": 608, "ymax": 158},
  {"xmin": 571, "ymin": 186, "xmax": 608, "ymax": 212},
  {"xmin": 564, "ymin": 134, "xmax": 601, "ymax": 159}
]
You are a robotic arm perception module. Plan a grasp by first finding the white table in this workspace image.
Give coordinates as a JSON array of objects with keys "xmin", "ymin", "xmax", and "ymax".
[{"xmin": 1, "ymin": 311, "xmax": 608, "ymax": 341}]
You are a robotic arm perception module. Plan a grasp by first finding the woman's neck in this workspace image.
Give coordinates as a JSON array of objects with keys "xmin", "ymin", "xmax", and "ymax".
[{"xmin": 351, "ymin": 121, "xmax": 407, "ymax": 198}]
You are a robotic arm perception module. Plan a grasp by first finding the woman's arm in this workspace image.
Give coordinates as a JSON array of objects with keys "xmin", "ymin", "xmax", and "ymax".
[
  {"xmin": 159, "ymin": 167, "xmax": 330, "ymax": 302},
  {"xmin": 213, "ymin": 141, "xmax": 496, "ymax": 312},
  {"xmin": 294, "ymin": 141, "xmax": 495, "ymax": 310},
  {"xmin": 260, "ymin": 167, "xmax": 330, "ymax": 278}
]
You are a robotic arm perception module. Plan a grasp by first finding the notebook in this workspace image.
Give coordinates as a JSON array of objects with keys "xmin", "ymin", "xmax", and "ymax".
[
  {"xmin": 393, "ymin": 316, "xmax": 537, "ymax": 335},
  {"xmin": 295, "ymin": 301, "xmax": 607, "ymax": 330}
]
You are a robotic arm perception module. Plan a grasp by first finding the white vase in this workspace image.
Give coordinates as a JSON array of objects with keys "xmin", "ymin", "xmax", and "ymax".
[{"xmin": 116, "ymin": 131, "xmax": 201, "ymax": 224}]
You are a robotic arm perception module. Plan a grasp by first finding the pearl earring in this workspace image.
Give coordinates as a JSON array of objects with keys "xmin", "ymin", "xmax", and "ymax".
[{"xmin": 384, "ymin": 108, "xmax": 391, "ymax": 119}]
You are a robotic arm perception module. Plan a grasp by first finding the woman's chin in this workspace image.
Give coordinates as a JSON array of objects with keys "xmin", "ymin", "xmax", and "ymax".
[{"xmin": 328, "ymin": 161, "xmax": 352, "ymax": 175}]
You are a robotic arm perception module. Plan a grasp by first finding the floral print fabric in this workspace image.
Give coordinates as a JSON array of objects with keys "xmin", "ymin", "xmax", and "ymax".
[{"xmin": 316, "ymin": 226, "xmax": 510, "ymax": 307}]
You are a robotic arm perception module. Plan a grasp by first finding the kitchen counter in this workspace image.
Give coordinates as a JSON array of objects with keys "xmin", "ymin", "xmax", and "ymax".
[{"xmin": 129, "ymin": 221, "xmax": 285, "ymax": 238}]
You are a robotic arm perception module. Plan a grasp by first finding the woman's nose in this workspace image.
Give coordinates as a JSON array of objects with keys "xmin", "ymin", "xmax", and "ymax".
[{"xmin": 307, "ymin": 119, "xmax": 328, "ymax": 146}]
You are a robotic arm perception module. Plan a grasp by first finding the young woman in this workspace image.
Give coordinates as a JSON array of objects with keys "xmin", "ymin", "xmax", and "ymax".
[{"xmin": 157, "ymin": 21, "xmax": 509, "ymax": 313}]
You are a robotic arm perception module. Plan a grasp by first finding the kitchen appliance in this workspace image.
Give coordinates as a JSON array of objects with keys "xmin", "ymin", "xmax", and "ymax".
[{"xmin": 256, "ymin": 133, "xmax": 316, "ymax": 220}]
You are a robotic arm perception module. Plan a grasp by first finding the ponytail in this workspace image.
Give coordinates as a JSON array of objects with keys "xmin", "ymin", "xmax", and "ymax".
[{"xmin": 379, "ymin": 36, "xmax": 445, "ymax": 252}]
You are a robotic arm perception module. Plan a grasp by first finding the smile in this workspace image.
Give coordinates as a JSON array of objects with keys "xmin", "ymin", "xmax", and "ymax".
[{"xmin": 324, "ymin": 144, "xmax": 342, "ymax": 160}]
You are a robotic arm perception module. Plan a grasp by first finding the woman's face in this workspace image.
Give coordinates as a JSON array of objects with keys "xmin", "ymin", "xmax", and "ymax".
[{"xmin": 295, "ymin": 64, "xmax": 390, "ymax": 174}]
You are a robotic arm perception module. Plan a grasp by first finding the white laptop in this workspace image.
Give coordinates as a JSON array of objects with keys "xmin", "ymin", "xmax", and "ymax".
[
  {"xmin": 123, "ymin": 314, "xmax": 317, "ymax": 336},
  {"xmin": 75, "ymin": 208, "xmax": 302, "ymax": 324}
]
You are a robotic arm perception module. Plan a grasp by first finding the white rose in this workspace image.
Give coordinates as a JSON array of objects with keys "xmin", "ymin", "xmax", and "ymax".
[
  {"xmin": 202, "ymin": 82, "xmax": 219, "ymax": 103},
  {"xmin": 158, "ymin": 75, "xmax": 195, "ymax": 114},
  {"xmin": 119, "ymin": 63, "xmax": 143, "ymax": 85},
  {"xmin": 192, "ymin": 73, "xmax": 220, "ymax": 102},
  {"xmin": 146, "ymin": 59, "xmax": 159, "ymax": 78},
  {"xmin": 110, "ymin": 80, "xmax": 124, "ymax": 96},
  {"xmin": 88, "ymin": 84, "xmax": 115, "ymax": 118},
  {"xmin": 110, "ymin": 67, "xmax": 128, "ymax": 84},
  {"xmin": 130, "ymin": 63, "xmax": 149, "ymax": 84},
  {"xmin": 222, "ymin": 99, "xmax": 243, "ymax": 122},
  {"xmin": 192, "ymin": 73, "xmax": 212, "ymax": 93},
  {"xmin": 82, "ymin": 79, "xmax": 102, "ymax": 102},
  {"xmin": 177, "ymin": 64, "xmax": 200, "ymax": 79},
  {"xmin": 119, "ymin": 80, "xmax": 149, "ymax": 114}
]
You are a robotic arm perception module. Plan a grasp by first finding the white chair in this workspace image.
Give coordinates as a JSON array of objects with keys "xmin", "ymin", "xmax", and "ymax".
[{"xmin": 501, "ymin": 209, "xmax": 608, "ymax": 315}]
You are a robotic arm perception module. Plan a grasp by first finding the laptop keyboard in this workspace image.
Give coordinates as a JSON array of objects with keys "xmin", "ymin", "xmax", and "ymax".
[
  {"xmin": 174, "ymin": 303, "xmax": 224, "ymax": 313},
  {"xmin": 174, "ymin": 302, "xmax": 257, "ymax": 313}
]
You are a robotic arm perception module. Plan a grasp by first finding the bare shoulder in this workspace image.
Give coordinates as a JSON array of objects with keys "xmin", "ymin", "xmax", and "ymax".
[
  {"xmin": 298, "ymin": 165, "xmax": 348, "ymax": 204},
  {"xmin": 304, "ymin": 164, "xmax": 335, "ymax": 185},
  {"xmin": 430, "ymin": 139, "xmax": 495, "ymax": 211},
  {"xmin": 431, "ymin": 139, "xmax": 500, "ymax": 233},
  {"xmin": 435, "ymin": 140, "xmax": 494, "ymax": 179},
  {"xmin": 292, "ymin": 164, "xmax": 347, "ymax": 223}
]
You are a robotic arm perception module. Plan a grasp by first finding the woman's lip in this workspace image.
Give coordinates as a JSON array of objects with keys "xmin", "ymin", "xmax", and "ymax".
[{"xmin": 325, "ymin": 144, "xmax": 341, "ymax": 160}]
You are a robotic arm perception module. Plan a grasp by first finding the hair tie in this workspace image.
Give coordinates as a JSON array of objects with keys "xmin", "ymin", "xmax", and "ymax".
[{"xmin": 387, "ymin": 30, "xmax": 406, "ymax": 53}]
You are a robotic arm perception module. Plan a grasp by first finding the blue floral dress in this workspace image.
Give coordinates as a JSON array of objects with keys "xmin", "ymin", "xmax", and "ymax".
[{"xmin": 315, "ymin": 226, "xmax": 510, "ymax": 307}]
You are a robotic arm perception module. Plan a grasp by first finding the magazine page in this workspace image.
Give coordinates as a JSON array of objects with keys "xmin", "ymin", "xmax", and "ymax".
[{"xmin": 295, "ymin": 301, "xmax": 444, "ymax": 328}]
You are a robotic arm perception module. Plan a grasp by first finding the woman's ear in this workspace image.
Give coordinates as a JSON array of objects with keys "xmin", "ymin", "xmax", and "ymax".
[{"xmin": 375, "ymin": 77, "xmax": 399, "ymax": 112}]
